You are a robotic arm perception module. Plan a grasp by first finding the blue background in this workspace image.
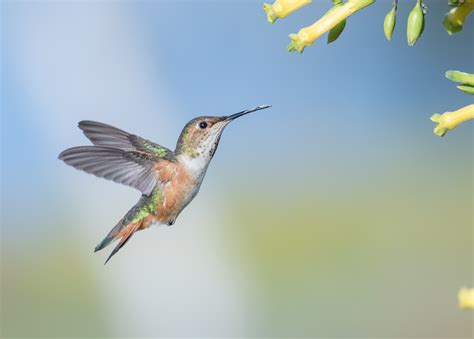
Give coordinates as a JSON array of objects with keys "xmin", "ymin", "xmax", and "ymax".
[{"xmin": 2, "ymin": 0, "xmax": 473, "ymax": 337}]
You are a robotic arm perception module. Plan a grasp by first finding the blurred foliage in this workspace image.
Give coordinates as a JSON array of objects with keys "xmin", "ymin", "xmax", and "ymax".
[
  {"xmin": 1, "ymin": 231, "xmax": 109, "ymax": 337},
  {"xmin": 220, "ymin": 165, "xmax": 472, "ymax": 335}
]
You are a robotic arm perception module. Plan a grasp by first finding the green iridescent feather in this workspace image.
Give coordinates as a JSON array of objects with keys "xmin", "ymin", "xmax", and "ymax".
[{"xmin": 127, "ymin": 186, "xmax": 164, "ymax": 224}]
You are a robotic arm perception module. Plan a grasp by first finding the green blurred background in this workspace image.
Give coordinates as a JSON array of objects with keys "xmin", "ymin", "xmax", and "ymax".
[{"xmin": 1, "ymin": 0, "xmax": 473, "ymax": 337}]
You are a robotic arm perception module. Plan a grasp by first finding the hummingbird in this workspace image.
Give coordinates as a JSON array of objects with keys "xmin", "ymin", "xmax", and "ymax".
[{"xmin": 59, "ymin": 105, "xmax": 271, "ymax": 264}]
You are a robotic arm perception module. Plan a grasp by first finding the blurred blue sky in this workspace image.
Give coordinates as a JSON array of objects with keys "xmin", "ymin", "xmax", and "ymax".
[
  {"xmin": 1, "ymin": 0, "xmax": 473, "ymax": 337},
  {"xmin": 2, "ymin": 0, "xmax": 472, "ymax": 225}
]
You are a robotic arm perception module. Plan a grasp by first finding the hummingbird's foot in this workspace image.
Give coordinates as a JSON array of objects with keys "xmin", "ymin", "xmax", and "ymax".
[{"xmin": 167, "ymin": 219, "xmax": 176, "ymax": 226}]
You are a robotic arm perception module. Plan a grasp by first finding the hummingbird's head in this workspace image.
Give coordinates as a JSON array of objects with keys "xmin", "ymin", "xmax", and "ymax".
[{"xmin": 175, "ymin": 105, "xmax": 271, "ymax": 160}]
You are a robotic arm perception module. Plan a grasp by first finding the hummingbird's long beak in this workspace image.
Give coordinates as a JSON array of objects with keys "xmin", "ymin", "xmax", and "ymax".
[{"xmin": 224, "ymin": 105, "xmax": 272, "ymax": 121}]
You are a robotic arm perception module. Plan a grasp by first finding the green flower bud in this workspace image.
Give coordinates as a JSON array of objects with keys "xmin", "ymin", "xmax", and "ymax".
[
  {"xmin": 445, "ymin": 70, "xmax": 474, "ymax": 94},
  {"xmin": 448, "ymin": 0, "xmax": 464, "ymax": 7},
  {"xmin": 384, "ymin": 2, "xmax": 397, "ymax": 41},
  {"xmin": 407, "ymin": 0, "xmax": 425, "ymax": 46},
  {"xmin": 457, "ymin": 85, "xmax": 474, "ymax": 95},
  {"xmin": 446, "ymin": 70, "xmax": 474, "ymax": 86}
]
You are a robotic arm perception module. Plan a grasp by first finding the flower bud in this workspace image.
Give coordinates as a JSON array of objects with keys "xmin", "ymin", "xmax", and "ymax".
[
  {"xmin": 445, "ymin": 70, "xmax": 474, "ymax": 95},
  {"xmin": 407, "ymin": 0, "xmax": 425, "ymax": 46},
  {"xmin": 383, "ymin": 2, "xmax": 397, "ymax": 41},
  {"xmin": 457, "ymin": 85, "xmax": 474, "ymax": 95},
  {"xmin": 448, "ymin": 0, "xmax": 464, "ymax": 7},
  {"xmin": 446, "ymin": 70, "xmax": 474, "ymax": 86}
]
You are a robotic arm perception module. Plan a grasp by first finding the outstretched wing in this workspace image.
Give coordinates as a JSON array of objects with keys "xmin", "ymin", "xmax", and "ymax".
[
  {"xmin": 58, "ymin": 146, "xmax": 169, "ymax": 195},
  {"xmin": 58, "ymin": 121, "xmax": 175, "ymax": 196},
  {"xmin": 78, "ymin": 120, "xmax": 174, "ymax": 159}
]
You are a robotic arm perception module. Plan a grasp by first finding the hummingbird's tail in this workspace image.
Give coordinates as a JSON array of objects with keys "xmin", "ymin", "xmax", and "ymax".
[
  {"xmin": 105, "ymin": 222, "xmax": 142, "ymax": 265},
  {"xmin": 95, "ymin": 218, "xmax": 143, "ymax": 265},
  {"xmin": 94, "ymin": 219, "xmax": 124, "ymax": 253},
  {"xmin": 94, "ymin": 201, "xmax": 149, "ymax": 264}
]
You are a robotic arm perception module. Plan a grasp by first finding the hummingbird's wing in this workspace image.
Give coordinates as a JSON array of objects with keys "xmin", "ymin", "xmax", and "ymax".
[
  {"xmin": 59, "ymin": 121, "xmax": 176, "ymax": 195},
  {"xmin": 78, "ymin": 120, "xmax": 173, "ymax": 159},
  {"xmin": 58, "ymin": 146, "xmax": 172, "ymax": 196}
]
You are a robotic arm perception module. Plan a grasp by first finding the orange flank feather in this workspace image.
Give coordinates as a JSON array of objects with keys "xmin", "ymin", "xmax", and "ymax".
[{"xmin": 156, "ymin": 162, "xmax": 195, "ymax": 224}]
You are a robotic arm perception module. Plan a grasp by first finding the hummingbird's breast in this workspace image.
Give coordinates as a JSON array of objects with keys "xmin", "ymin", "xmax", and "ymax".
[{"xmin": 152, "ymin": 157, "xmax": 208, "ymax": 225}]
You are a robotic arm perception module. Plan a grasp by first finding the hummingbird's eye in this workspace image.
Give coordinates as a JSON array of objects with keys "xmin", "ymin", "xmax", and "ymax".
[{"xmin": 199, "ymin": 122, "xmax": 208, "ymax": 129}]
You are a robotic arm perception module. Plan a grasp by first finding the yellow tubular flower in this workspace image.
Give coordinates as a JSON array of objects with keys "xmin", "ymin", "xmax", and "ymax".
[
  {"xmin": 430, "ymin": 104, "xmax": 474, "ymax": 137},
  {"xmin": 288, "ymin": 0, "xmax": 375, "ymax": 53},
  {"xmin": 458, "ymin": 287, "xmax": 474, "ymax": 309},
  {"xmin": 443, "ymin": 0, "xmax": 474, "ymax": 35},
  {"xmin": 263, "ymin": 0, "xmax": 312, "ymax": 24}
]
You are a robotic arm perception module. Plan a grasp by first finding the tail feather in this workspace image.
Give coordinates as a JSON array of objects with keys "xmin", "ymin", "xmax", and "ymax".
[
  {"xmin": 104, "ymin": 223, "xmax": 141, "ymax": 265},
  {"xmin": 94, "ymin": 193, "xmax": 152, "ymax": 264},
  {"xmin": 94, "ymin": 218, "xmax": 124, "ymax": 252}
]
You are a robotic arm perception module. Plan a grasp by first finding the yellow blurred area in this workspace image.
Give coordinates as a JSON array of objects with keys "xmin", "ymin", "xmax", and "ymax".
[{"xmin": 459, "ymin": 288, "xmax": 474, "ymax": 309}]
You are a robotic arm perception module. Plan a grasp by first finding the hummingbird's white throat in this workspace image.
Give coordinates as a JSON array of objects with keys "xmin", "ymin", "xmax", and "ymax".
[{"xmin": 179, "ymin": 121, "xmax": 228, "ymax": 182}]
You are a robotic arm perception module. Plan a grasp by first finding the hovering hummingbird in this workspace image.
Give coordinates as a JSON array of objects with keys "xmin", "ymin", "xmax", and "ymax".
[{"xmin": 59, "ymin": 105, "xmax": 271, "ymax": 264}]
